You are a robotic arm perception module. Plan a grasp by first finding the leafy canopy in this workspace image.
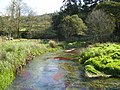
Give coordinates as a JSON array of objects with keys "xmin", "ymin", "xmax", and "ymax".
[{"xmin": 59, "ymin": 15, "xmax": 87, "ymax": 40}]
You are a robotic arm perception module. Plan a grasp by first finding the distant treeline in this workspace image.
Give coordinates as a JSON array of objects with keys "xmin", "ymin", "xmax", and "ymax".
[
  {"xmin": 0, "ymin": 0, "xmax": 120, "ymax": 42},
  {"xmin": 0, "ymin": 13, "xmax": 57, "ymax": 39}
]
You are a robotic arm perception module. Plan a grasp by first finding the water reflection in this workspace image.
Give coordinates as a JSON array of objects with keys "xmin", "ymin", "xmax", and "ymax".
[{"xmin": 8, "ymin": 52, "xmax": 120, "ymax": 90}]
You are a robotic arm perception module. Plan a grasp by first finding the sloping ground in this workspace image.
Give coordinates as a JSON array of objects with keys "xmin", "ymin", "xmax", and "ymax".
[
  {"xmin": 8, "ymin": 50, "xmax": 120, "ymax": 90},
  {"xmin": 8, "ymin": 52, "xmax": 80, "ymax": 90},
  {"xmin": 79, "ymin": 43, "xmax": 120, "ymax": 77},
  {"xmin": 0, "ymin": 40, "xmax": 59, "ymax": 90}
]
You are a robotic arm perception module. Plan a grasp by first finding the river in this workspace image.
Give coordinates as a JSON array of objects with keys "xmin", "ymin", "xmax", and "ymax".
[{"xmin": 8, "ymin": 51, "xmax": 120, "ymax": 90}]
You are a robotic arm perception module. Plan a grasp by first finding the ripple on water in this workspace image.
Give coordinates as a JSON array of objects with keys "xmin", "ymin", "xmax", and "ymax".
[{"xmin": 8, "ymin": 53, "xmax": 120, "ymax": 90}]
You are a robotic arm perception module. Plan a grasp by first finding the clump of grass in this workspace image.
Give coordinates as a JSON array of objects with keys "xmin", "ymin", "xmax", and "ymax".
[
  {"xmin": 0, "ymin": 61, "xmax": 14, "ymax": 90},
  {"xmin": 79, "ymin": 43, "xmax": 120, "ymax": 77},
  {"xmin": 0, "ymin": 40, "xmax": 60, "ymax": 90},
  {"xmin": 49, "ymin": 40, "xmax": 56, "ymax": 48}
]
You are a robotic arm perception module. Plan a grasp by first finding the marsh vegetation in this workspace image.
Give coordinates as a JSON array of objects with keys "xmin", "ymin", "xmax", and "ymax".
[{"xmin": 0, "ymin": 0, "xmax": 120, "ymax": 89}]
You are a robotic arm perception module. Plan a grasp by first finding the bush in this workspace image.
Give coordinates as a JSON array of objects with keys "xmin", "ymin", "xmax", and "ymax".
[
  {"xmin": 79, "ymin": 43, "xmax": 120, "ymax": 77},
  {"xmin": 85, "ymin": 9, "xmax": 115, "ymax": 42},
  {"xmin": 85, "ymin": 65, "xmax": 101, "ymax": 75},
  {"xmin": 58, "ymin": 15, "xmax": 87, "ymax": 41},
  {"xmin": 96, "ymin": 1, "xmax": 120, "ymax": 23},
  {"xmin": 49, "ymin": 40, "xmax": 56, "ymax": 48},
  {"xmin": 96, "ymin": 1, "xmax": 120, "ymax": 38}
]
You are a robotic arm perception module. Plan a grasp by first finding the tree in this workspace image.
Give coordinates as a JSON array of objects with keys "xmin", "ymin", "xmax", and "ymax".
[
  {"xmin": 0, "ymin": 16, "xmax": 4, "ymax": 34},
  {"xmin": 15, "ymin": 0, "xmax": 22, "ymax": 37},
  {"xmin": 58, "ymin": 15, "xmax": 87, "ymax": 40},
  {"xmin": 96, "ymin": 1, "xmax": 120, "ymax": 35},
  {"xmin": 22, "ymin": 10, "xmax": 37, "ymax": 38},
  {"xmin": 4, "ymin": 0, "xmax": 32, "ymax": 38},
  {"xmin": 85, "ymin": 9, "xmax": 115, "ymax": 42},
  {"xmin": 3, "ymin": 16, "xmax": 14, "ymax": 36},
  {"xmin": 61, "ymin": 0, "xmax": 105, "ymax": 21},
  {"xmin": 61, "ymin": 0, "xmax": 81, "ymax": 15},
  {"xmin": 112, "ymin": 0, "xmax": 120, "ymax": 2},
  {"xmin": 62, "ymin": 0, "xmax": 104, "ymax": 14},
  {"xmin": 82, "ymin": 0, "xmax": 103, "ymax": 11}
]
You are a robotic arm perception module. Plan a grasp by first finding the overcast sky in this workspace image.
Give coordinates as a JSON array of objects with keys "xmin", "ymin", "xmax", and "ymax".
[{"xmin": 0, "ymin": 0, "xmax": 63, "ymax": 15}]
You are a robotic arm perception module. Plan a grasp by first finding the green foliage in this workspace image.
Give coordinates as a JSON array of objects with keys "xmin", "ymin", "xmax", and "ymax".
[
  {"xmin": 62, "ymin": 0, "xmax": 81, "ymax": 15},
  {"xmin": 0, "ymin": 61, "xmax": 14, "ymax": 90},
  {"xmin": 85, "ymin": 9, "xmax": 115, "ymax": 42},
  {"xmin": 96, "ymin": 1, "xmax": 120, "ymax": 35},
  {"xmin": 0, "ymin": 13, "xmax": 55, "ymax": 39},
  {"xmin": 24, "ymin": 14, "xmax": 55, "ymax": 39},
  {"xmin": 112, "ymin": 0, "xmax": 120, "ymax": 2},
  {"xmin": 105, "ymin": 61, "xmax": 120, "ymax": 76},
  {"xmin": 96, "ymin": 1, "xmax": 120, "ymax": 22},
  {"xmin": 60, "ymin": 41, "xmax": 87, "ymax": 49},
  {"xmin": 79, "ymin": 43, "xmax": 120, "ymax": 77},
  {"xmin": 62, "ymin": 0, "xmax": 103, "ymax": 16},
  {"xmin": 0, "ymin": 40, "xmax": 60, "ymax": 90},
  {"xmin": 59, "ymin": 15, "xmax": 87, "ymax": 41},
  {"xmin": 85, "ymin": 65, "xmax": 102, "ymax": 75}
]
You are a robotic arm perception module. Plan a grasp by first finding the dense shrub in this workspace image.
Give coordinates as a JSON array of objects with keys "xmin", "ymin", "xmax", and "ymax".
[
  {"xmin": 96, "ymin": 1, "xmax": 120, "ymax": 37},
  {"xmin": 85, "ymin": 9, "xmax": 115, "ymax": 42},
  {"xmin": 49, "ymin": 40, "xmax": 56, "ymax": 48},
  {"xmin": 79, "ymin": 43, "xmax": 120, "ymax": 77},
  {"xmin": 96, "ymin": 1, "xmax": 120, "ymax": 23},
  {"xmin": 85, "ymin": 65, "xmax": 102, "ymax": 75},
  {"xmin": 58, "ymin": 15, "xmax": 87, "ymax": 41}
]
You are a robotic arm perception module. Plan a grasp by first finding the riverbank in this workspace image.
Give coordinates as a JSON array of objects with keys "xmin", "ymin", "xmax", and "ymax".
[
  {"xmin": 1, "ymin": 39, "xmax": 120, "ymax": 89},
  {"xmin": 0, "ymin": 39, "xmax": 61, "ymax": 90},
  {"xmin": 58, "ymin": 41, "xmax": 120, "ymax": 78},
  {"xmin": 8, "ymin": 45, "xmax": 120, "ymax": 90},
  {"xmin": 78, "ymin": 43, "xmax": 120, "ymax": 78}
]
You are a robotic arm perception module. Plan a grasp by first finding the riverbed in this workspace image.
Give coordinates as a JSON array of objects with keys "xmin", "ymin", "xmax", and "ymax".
[{"xmin": 8, "ymin": 51, "xmax": 120, "ymax": 90}]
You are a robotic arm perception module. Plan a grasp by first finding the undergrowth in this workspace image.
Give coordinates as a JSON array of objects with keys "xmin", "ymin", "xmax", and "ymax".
[
  {"xmin": 79, "ymin": 43, "xmax": 120, "ymax": 77},
  {"xmin": 0, "ymin": 40, "xmax": 60, "ymax": 90}
]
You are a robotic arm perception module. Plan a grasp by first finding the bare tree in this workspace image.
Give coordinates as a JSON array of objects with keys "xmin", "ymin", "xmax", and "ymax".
[{"xmin": 4, "ymin": 0, "xmax": 33, "ymax": 38}]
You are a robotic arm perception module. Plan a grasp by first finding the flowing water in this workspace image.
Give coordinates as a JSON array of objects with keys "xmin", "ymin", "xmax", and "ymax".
[{"xmin": 8, "ymin": 51, "xmax": 120, "ymax": 90}]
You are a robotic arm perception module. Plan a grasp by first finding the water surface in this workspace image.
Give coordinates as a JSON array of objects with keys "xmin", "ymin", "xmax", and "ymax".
[{"xmin": 8, "ymin": 52, "xmax": 120, "ymax": 90}]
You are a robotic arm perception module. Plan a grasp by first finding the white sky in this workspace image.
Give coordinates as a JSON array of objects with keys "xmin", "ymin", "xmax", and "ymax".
[{"xmin": 0, "ymin": 0, "xmax": 63, "ymax": 15}]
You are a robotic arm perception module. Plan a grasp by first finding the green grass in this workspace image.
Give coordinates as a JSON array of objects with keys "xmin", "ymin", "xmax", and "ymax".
[
  {"xmin": 0, "ymin": 40, "xmax": 61, "ymax": 90},
  {"xmin": 58, "ymin": 41, "xmax": 87, "ymax": 49},
  {"xmin": 78, "ymin": 43, "xmax": 120, "ymax": 77}
]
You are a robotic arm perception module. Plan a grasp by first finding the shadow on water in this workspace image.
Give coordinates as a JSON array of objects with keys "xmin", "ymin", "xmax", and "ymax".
[{"xmin": 8, "ymin": 51, "xmax": 120, "ymax": 90}]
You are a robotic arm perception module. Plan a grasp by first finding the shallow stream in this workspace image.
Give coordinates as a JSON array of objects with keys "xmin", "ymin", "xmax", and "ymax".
[{"xmin": 8, "ymin": 51, "xmax": 120, "ymax": 90}]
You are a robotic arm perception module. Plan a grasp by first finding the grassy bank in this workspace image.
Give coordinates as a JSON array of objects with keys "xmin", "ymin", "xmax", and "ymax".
[
  {"xmin": 58, "ymin": 41, "xmax": 87, "ymax": 49},
  {"xmin": 0, "ymin": 39, "xmax": 60, "ymax": 90},
  {"xmin": 78, "ymin": 43, "xmax": 120, "ymax": 77}
]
